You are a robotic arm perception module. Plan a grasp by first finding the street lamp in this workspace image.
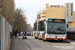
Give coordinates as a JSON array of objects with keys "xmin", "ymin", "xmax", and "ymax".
[{"xmin": 11, "ymin": 0, "xmax": 13, "ymax": 28}]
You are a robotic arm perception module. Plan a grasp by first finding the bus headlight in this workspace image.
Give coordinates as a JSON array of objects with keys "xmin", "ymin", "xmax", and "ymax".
[
  {"xmin": 46, "ymin": 34, "xmax": 51, "ymax": 38},
  {"xmin": 63, "ymin": 36, "xmax": 66, "ymax": 39}
]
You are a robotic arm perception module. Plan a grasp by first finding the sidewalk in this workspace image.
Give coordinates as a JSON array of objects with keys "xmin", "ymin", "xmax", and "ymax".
[
  {"xmin": 66, "ymin": 39, "xmax": 75, "ymax": 45},
  {"xmin": 10, "ymin": 36, "xmax": 28, "ymax": 50}
]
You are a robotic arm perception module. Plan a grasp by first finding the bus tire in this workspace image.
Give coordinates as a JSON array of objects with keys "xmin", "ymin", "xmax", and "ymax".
[
  {"xmin": 35, "ymin": 37, "xmax": 37, "ymax": 39},
  {"xmin": 38, "ymin": 38, "xmax": 40, "ymax": 40},
  {"xmin": 38, "ymin": 38, "xmax": 41, "ymax": 40},
  {"xmin": 43, "ymin": 39, "xmax": 46, "ymax": 41}
]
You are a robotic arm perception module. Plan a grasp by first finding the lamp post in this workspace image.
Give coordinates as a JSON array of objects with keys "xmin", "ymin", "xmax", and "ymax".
[
  {"xmin": 11, "ymin": 0, "xmax": 13, "ymax": 39},
  {"xmin": 11, "ymin": 0, "xmax": 13, "ymax": 28}
]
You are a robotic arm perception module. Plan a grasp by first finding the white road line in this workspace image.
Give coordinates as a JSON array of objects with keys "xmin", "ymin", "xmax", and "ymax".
[
  {"xmin": 19, "ymin": 36, "xmax": 30, "ymax": 50},
  {"xmin": 23, "ymin": 40, "xmax": 30, "ymax": 50},
  {"xmin": 26, "ymin": 45, "xmax": 30, "ymax": 50}
]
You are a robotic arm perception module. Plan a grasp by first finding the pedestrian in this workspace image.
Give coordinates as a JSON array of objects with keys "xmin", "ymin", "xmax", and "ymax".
[
  {"xmin": 23, "ymin": 31, "xmax": 27, "ymax": 36},
  {"xmin": 22, "ymin": 31, "xmax": 27, "ymax": 39},
  {"xmin": 14, "ymin": 29, "xmax": 18, "ymax": 38}
]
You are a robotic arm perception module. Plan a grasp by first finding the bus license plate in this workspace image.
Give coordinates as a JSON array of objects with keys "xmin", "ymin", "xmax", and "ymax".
[{"xmin": 55, "ymin": 38, "xmax": 58, "ymax": 40}]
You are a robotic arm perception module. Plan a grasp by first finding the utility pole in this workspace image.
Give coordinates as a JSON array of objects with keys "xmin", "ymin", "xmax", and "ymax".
[
  {"xmin": 11, "ymin": 0, "xmax": 13, "ymax": 39},
  {"xmin": 11, "ymin": 0, "xmax": 13, "ymax": 29}
]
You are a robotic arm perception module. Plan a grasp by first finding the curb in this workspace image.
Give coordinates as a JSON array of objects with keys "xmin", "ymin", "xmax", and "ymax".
[
  {"xmin": 6, "ymin": 39, "xmax": 12, "ymax": 50},
  {"xmin": 66, "ymin": 41, "xmax": 70, "ymax": 43},
  {"xmin": 66, "ymin": 40, "xmax": 75, "ymax": 45},
  {"xmin": 70, "ymin": 42, "xmax": 75, "ymax": 45}
]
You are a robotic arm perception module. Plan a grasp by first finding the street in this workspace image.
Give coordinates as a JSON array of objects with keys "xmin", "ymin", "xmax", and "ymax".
[
  {"xmin": 15, "ymin": 36, "xmax": 75, "ymax": 50},
  {"xmin": 10, "ymin": 36, "xmax": 28, "ymax": 50}
]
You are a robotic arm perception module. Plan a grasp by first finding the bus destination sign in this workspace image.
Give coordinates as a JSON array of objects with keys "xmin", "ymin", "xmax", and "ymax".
[
  {"xmin": 48, "ymin": 19, "xmax": 65, "ymax": 23},
  {"xmin": 55, "ymin": 20, "xmax": 61, "ymax": 22}
]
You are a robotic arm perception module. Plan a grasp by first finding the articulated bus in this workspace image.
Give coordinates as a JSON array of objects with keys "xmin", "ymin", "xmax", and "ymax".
[
  {"xmin": 33, "ymin": 18, "xmax": 68, "ymax": 42},
  {"xmin": 33, "ymin": 22, "xmax": 37, "ymax": 37}
]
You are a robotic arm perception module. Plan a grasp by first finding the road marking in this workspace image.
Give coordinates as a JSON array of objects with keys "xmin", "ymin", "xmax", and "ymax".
[
  {"xmin": 23, "ymin": 40, "xmax": 30, "ymax": 50},
  {"xmin": 19, "ymin": 36, "xmax": 30, "ymax": 50},
  {"xmin": 26, "ymin": 45, "xmax": 30, "ymax": 50},
  {"xmin": 24, "ymin": 40, "xmax": 30, "ymax": 50}
]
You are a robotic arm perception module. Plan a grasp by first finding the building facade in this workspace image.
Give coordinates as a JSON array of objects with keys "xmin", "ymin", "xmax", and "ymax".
[{"xmin": 41, "ymin": 4, "xmax": 65, "ymax": 19}]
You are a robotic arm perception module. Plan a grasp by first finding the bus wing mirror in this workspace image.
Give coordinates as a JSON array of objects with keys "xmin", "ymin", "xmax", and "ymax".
[{"xmin": 67, "ymin": 24, "xmax": 68, "ymax": 28}]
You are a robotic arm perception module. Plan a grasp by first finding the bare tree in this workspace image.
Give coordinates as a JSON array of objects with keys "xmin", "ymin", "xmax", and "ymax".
[
  {"xmin": 14, "ymin": 8, "xmax": 28, "ymax": 33},
  {"xmin": 1, "ymin": 0, "xmax": 28, "ymax": 33},
  {"xmin": 1, "ymin": 0, "xmax": 15, "ymax": 25}
]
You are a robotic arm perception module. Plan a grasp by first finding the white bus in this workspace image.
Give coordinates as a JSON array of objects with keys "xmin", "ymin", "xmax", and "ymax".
[
  {"xmin": 33, "ymin": 22, "xmax": 38, "ymax": 38},
  {"xmin": 34, "ymin": 18, "xmax": 68, "ymax": 42}
]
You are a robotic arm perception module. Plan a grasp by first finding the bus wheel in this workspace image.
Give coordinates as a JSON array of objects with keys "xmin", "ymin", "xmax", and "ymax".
[
  {"xmin": 35, "ymin": 37, "xmax": 37, "ymax": 39},
  {"xmin": 43, "ymin": 39, "xmax": 46, "ymax": 41},
  {"xmin": 38, "ymin": 38, "xmax": 40, "ymax": 40}
]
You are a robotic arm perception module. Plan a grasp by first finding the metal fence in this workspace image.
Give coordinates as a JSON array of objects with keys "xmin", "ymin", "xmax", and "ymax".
[{"xmin": 0, "ymin": 15, "xmax": 12, "ymax": 50}]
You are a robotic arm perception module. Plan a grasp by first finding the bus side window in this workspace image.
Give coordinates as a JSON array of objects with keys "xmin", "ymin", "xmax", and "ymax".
[{"xmin": 40, "ymin": 21, "xmax": 45, "ymax": 31}]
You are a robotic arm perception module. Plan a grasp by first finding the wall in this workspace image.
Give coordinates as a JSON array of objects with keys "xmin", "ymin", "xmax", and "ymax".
[{"xmin": 46, "ymin": 7, "xmax": 65, "ymax": 18}]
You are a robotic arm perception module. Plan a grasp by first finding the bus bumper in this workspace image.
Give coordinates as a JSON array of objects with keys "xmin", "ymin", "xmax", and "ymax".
[{"xmin": 45, "ymin": 37, "xmax": 66, "ymax": 40}]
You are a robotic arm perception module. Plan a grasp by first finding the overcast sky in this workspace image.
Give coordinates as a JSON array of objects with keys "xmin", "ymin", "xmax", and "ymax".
[{"xmin": 14, "ymin": 0, "xmax": 75, "ymax": 28}]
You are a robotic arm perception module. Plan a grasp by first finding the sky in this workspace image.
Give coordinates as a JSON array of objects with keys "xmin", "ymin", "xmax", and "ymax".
[{"xmin": 14, "ymin": 0, "xmax": 75, "ymax": 28}]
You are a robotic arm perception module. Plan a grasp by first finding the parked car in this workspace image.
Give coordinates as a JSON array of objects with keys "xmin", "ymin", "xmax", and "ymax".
[{"xmin": 27, "ymin": 32, "xmax": 31, "ymax": 36}]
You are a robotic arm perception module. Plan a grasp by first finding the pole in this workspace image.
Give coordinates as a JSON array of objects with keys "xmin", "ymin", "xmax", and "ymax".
[
  {"xmin": 11, "ymin": 0, "xmax": 13, "ymax": 38},
  {"xmin": 11, "ymin": 0, "xmax": 13, "ymax": 28}
]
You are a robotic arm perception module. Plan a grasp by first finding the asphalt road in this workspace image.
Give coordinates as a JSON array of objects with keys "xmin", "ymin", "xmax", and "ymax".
[{"xmin": 12, "ymin": 36, "xmax": 75, "ymax": 50}]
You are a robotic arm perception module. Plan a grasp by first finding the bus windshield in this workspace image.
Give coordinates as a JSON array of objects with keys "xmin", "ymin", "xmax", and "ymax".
[{"xmin": 47, "ymin": 23, "xmax": 66, "ymax": 34}]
